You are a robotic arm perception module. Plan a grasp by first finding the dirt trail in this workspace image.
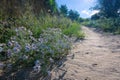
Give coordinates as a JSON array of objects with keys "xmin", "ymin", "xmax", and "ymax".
[{"xmin": 52, "ymin": 26, "xmax": 120, "ymax": 80}]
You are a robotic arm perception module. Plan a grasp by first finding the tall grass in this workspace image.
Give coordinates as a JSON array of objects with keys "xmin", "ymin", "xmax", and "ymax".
[
  {"xmin": 17, "ymin": 12, "xmax": 84, "ymax": 39},
  {"xmin": 0, "ymin": 12, "xmax": 84, "ymax": 43}
]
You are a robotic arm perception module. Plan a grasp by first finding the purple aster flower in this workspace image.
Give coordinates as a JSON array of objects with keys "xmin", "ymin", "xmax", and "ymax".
[
  {"xmin": 14, "ymin": 42, "xmax": 21, "ymax": 49},
  {"xmin": 22, "ymin": 55, "xmax": 28, "ymax": 60},
  {"xmin": 25, "ymin": 44, "xmax": 31, "ymax": 52},
  {"xmin": 7, "ymin": 41, "xmax": 13, "ymax": 47},
  {"xmin": 7, "ymin": 49, "xmax": 12, "ymax": 57},
  {"xmin": 33, "ymin": 65, "xmax": 41, "ymax": 72},
  {"xmin": 0, "ymin": 63, "xmax": 5, "ymax": 69},
  {"xmin": 13, "ymin": 47, "xmax": 20, "ymax": 53},
  {"xmin": 47, "ymin": 71, "xmax": 52, "ymax": 76},
  {"xmin": 35, "ymin": 60, "xmax": 40, "ymax": 66},
  {"xmin": 38, "ymin": 38, "xmax": 44, "ymax": 43},
  {"xmin": 31, "ymin": 44, "xmax": 37, "ymax": 50},
  {"xmin": 0, "ymin": 47, "xmax": 3, "ymax": 52}
]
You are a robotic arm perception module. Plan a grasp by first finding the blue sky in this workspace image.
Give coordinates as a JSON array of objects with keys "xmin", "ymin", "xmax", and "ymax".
[{"xmin": 56, "ymin": 0, "xmax": 99, "ymax": 18}]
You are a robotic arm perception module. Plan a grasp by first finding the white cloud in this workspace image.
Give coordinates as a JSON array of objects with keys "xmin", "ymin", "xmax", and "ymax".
[
  {"xmin": 84, "ymin": 0, "xmax": 94, "ymax": 3},
  {"xmin": 90, "ymin": 10, "xmax": 99, "ymax": 16},
  {"xmin": 81, "ymin": 10, "xmax": 90, "ymax": 15},
  {"xmin": 81, "ymin": 10, "xmax": 99, "ymax": 17}
]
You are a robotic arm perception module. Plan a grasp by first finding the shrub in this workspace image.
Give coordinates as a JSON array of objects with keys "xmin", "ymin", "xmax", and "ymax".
[
  {"xmin": 1, "ymin": 27, "xmax": 71, "ymax": 75},
  {"xmin": 63, "ymin": 22, "xmax": 85, "ymax": 38},
  {"xmin": 83, "ymin": 18, "xmax": 120, "ymax": 34}
]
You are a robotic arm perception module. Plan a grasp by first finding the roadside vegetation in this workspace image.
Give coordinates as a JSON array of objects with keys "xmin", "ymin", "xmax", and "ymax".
[
  {"xmin": 83, "ymin": 0, "xmax": 120, "ymax": 34},
  {"xmin": 0, "ymin": 0, "xmax": 84, "ymax": 79}
]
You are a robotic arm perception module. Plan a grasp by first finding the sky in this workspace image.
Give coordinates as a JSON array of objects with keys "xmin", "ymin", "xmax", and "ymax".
[{"xmin": 56, "ymin": 0, "xmax": 99, "ymax": 18}]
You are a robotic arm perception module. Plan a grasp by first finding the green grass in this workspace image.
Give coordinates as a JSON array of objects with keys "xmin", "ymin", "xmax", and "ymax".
[
  {"xmin": 0, "ymin": 11, "xmax": 84, "ymax": 43},
  {"xmin": 18, "ymin": 12, "xmax": 84, "ymax": 39},
  {"xmin": 63, "ymin": 22, "xmax": 85, "ymax": 38},
  {"xmin": 82, "ymin": 18, "xmax": 120, "ymax": 34},
  {"xmin": 0, "ymin": 11, "xmax": 85, "ymax": 78}
]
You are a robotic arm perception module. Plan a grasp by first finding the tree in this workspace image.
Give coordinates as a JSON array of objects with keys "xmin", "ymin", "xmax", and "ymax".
[
  {"xmin": 60, "ymin": 5, "xmax": 68, "ymax": 17},
  {"xmin": 68, "ymin": 10, "xmax": 80, "ymax": 21},
  {"xmin": 91, "ymin": 13, "xmax": 101, "ymax": 20},
  {"xmin": 94, "ymin": 0, "xmax": 120, "ymax": 18},
  {"xmin": 78, "ymin": 17, "xmax": 84, "ymax": 22}
]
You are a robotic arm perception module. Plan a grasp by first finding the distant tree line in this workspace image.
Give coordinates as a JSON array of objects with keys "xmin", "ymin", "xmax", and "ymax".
[{"xmin": 59, "ymin": 5, "xmax": 82, "ymax": 21}]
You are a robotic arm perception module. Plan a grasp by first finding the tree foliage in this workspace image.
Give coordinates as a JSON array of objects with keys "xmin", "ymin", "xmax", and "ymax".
[
  {"xmin": 60, "ymin": 5, "xmax": 68, "ymax": 17},
  {"xmin": 94, "ymin": 0, "xmax": 120, "ymax": 18},
  {"xmin": 68, "ymin": 10, "xmax": 80, "ymax": 21},
  {"xmin": 91, "ymin": 13, "xmax": 101, "ymax": 20},
  {"xmin": 59, "ymin": 5, "xmax": 80, "ymax": 22}
]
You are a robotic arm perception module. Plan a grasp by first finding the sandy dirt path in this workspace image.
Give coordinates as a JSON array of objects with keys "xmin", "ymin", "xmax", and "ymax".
[{"xmin": 52, "ymin": 26, "xmax": 120, "ymax": 80}]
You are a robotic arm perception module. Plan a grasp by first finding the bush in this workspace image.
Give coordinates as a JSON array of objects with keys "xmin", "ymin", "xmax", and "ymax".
[
  {"xmin": 0, "ymin": 10, "xmax": 84, "ymax": 78},
  {"xmin": 63, "ymin": 22, "xmax": 85, "ymax": 38},
  {"xmin": 1, "ymin": 27, "xmax": 71, "ymax": 75},
  {"xmin": 83, "ymin": 18, "xmax": 120, "ymax": 34}
]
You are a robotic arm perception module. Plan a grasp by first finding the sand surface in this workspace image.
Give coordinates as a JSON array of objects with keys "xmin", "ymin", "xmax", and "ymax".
[{"xmin": 52, "ymin": 26, "xmax": 120, "ymax": 80}]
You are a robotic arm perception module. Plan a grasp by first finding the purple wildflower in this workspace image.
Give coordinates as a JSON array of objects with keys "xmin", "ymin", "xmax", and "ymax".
[
  {"xmin": 22, "ymin": 55, "xmax": 29, "ymax": 60},
  {"xmin": 7, "ymin": 41, "xmax": 13, "ymax": 47},
  {"xmin": 31, "ymin": 43, "xmax": 37, "ymax": 50},
  {"xmin": 33, "ymin": 65, "xmax": 41, "ymax": 72},
  {"xmin": 25, "ymin": 44, "xmax": 31, "ymax": 52},
  {"xmin": 0, "ymin": 47, "xmax": 3, "ymax": 52},
  {"xmin": 7, "ymin": 49, "xmax": 12, "ymax": 57},
  {"xmin": 35, "ymin": 60, "xmax": 40, "ymax": 66},
  {"xmin": 13, "ymin": 47, "xmax": 20, "ymax": 53}
]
